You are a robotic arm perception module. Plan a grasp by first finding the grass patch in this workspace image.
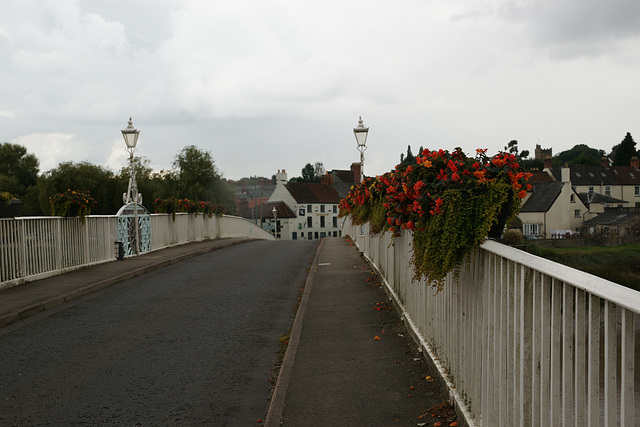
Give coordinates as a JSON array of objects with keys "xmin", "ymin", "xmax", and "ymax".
[{"xmin": 528, "ymin": 243, "xmax": 640, "ymax": 291}]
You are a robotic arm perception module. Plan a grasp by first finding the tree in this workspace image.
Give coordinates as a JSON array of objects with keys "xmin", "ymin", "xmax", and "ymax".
[
  {"xmin": 554, "ymin": 144, "xmax": 605, "ymax": 166},
  {"xmin": 0, "ymin": 143, "xmax": 40, "ymax": 212},
  {"xmin": 504, "ymin": 140, "xmax": 529, "ymax": 160},
  {"xmin": 612, "ymin": 132, "xmax": 637, "ymax": 166},
  {"xmin": 170, "ymin": 145, "xmax": 236, "ymax": 211},
  {"xmin": 399, "ymin": 146, "xmax": 416, "ymax": 166},
  {"xmin": 116, "ymin": 156, "xmax": 165, "ymax": 211},
  {"xmin": 38, "ymin": 162, "xmax": 120, "ymax": 214}
]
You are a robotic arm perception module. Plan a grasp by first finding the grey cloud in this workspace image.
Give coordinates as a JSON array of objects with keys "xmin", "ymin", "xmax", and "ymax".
[{"xmin": 502, "ymin": 0, "xmax": 640, "ymax": 58}]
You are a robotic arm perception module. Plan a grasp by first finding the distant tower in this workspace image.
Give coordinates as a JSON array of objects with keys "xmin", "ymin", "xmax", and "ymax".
[{"xmin": 534, "ymin": 144, "xmax": 552, "ymax": 160}]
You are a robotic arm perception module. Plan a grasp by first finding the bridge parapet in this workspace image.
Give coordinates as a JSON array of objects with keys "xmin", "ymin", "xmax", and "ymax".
[
  {"xmin": 344, "ymin": 219, "xmax": 639, "ymax": 427},
  {"xmin": 0, "ymin": 214, "xmax": 273, "ymax": 291}
]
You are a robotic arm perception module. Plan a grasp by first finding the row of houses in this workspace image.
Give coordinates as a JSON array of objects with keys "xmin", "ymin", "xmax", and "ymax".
[
  {"xmin": 518, "ymin": 156, "xmax": 640, "ymax": 238},
  {"xmin": 236, "ymin": 164, "xmax": 362, "ymax": 240}
]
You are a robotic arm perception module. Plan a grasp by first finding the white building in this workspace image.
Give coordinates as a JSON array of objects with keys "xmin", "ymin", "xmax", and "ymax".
[{"xmin": 260, "ymin": 170, "xmax": 343, "ymax": 240}]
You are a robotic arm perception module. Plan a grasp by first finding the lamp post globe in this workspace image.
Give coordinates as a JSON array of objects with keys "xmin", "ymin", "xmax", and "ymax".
[
  {"xmin": 353, "ymin": 116, "xmax": 369, "ymax": 183},
  {"xmin": 122, "ymin": 117, "xmax": 140, "ymax": 154}
]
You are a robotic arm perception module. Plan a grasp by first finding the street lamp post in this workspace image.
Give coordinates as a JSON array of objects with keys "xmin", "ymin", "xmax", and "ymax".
[
  {"xmin": 122, "ymin": 117, "xmax": 141, "ymax": 255},
  {"xmin": 272, "ymin": 206, "xmax": 278, "ymax": 239},
  {"xmin": 353, "ymin": 116, "xmax": 369, "ymax": 183}
]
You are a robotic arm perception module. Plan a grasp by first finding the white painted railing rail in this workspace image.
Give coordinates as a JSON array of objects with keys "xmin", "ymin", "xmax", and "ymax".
[
  {"xmin": 344, "ymin": 219, "xmax": 639, "ymax": 427},
  {"xmin": 1, "ymin": 214, "xmax": 273, "ymax": 291}
]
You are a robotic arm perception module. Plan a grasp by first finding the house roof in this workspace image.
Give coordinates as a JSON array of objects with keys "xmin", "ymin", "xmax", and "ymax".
[
  {"xmin": 332, "ymin": 182, "xmax": 355, "ymax": 199},
  {"xmin": 331, "ymin": 169, "xmax": 356, "ymax": 183},
  {"xmin": 528, "ymin": 171, "xmax": 554, "ymax": 184},
  {"xmin": 577, "ymin": 192, "xmax": 626, "ymax": 206},
  {"xmin": 609, "ymin": 166, "xmax": 640, "ymax": 185},
  {"xmin": 285, "ymin": 183, "xmax": 341, "ymax": 204},
  {"xmin": 258, "ymin": 201, "xmax": 297, "ymax": 219},
  {"xmin": 582, "ymin": 208, "xmax": 640, "ymax": 226},
  {"xmin": 550, "ymin": 165, "xmax": 618, "ymax": 185},
  {"xmin": 520, "ymin": 182, "xmax": 564, "ymax": 212}
]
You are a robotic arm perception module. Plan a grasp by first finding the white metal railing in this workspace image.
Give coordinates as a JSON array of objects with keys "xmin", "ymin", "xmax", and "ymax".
[
  {"xmin": 344, "ymin": 219, "xmax": 639, "ymax": 427},
  {"xmin": 1, "ymin": 214, "xmax": 273, "ymax": 291}
]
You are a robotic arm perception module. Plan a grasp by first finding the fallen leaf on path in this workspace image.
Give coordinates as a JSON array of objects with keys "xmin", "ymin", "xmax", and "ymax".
[{"xmin": 373, "ymin": 335, "xmax": 381, "ymax": 340}]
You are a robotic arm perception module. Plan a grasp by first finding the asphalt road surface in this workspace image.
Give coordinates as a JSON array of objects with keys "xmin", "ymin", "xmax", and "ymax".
[{"xmin": 0, "ymin": 240, "xmax": 319, "ymax": 426}]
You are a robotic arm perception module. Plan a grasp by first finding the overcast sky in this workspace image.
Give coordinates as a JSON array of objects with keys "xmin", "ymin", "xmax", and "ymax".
[{"xmin": 2, "ymin": 0, "xmax": 640, "ymax": 180}]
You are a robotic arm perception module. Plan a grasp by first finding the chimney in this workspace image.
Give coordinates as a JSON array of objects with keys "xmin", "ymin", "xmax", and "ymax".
[
  {"xmin": 631, "ymin": 156, "xmax": 640, "ymax": 170},
  {"xmin": 600, "ymin": 157, "xmax": 610, "ymax": 168},
  {"xmin": 543, "ymin": 156, "xmax": 553, "ymax": 170},
  {"xmin": 351, "ymin": 163, "xmax": 362, "ymax": 184},
  {"xmin": 561, "ymin": 165, "xmax": 570, "ymax": 182},
  {"xmin": 321, "ymin": 172, "xmax": 333, "ymax": 185},
  {"xmin": 275, "ymin": 169, "xmax": 288, "ymax": 184}
]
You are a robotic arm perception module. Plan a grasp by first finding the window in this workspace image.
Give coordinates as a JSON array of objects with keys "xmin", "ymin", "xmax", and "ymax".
[
  {"xmin": 333, "ymin": 217, "xmax": 338, "ymax": 228},
  {"xmin": 307, "ymin": 216, "xmax": 312, "ymax": 228},
  {"xmin": 314, "ymin": 232, "xmax": 319, "ymax": 239},
  {"xmin": 588, "ymin": 186, "xmax": 594, "ymax": 194},
  {"xmin": 635, "ymin": 186, "xmax": 640, "ymax": 197},
  {"xmin": 570, "ymin": 194, "xmax": 575, "ymax": 203},
  {"xmin": 308, "ymin": 232, "xmax": 313, "ymax": 240},
  {"xmin": 574, "ymin": 209, "xmax": 581, "ymax": 218},
  {"xmin": 605, "ymin": 186, "xmax": 611, "ymax": 196},
  {"xmin": 320, "ymin": 205, "xmax": 325, "ymax": 213},
  {"xmin": 333, "ymin": 205, "xmax": 337, "ymax": 213},
  {"xmin": 523, "ymin": 224, "xmax": 540, "ymax": 236},
  {"xmin": 333, "ymin": 231, "xmax": 338, "ymax": 237},
  {"xmin": 307, "ymin": 204, "xmax": 312, "ymax": 212},
  {"xmin": 320, "ymin": 216, "xmax": 325, "ymax": 228},
  {"xmin": 320, "ymin": 232, "xmax": 327, "ymax": 238},
  {"xmin": 292, "ymin": 232, "xmax": 297, "ymax": 240}
]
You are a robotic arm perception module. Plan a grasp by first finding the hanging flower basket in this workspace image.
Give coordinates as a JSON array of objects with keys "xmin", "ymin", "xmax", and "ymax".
[
  {"xmin": 339, "ymin": 147, "xmax": 532, "ymax": 288},
  {"xmin": 50, "ymin": 189, "xmax": 97, "ymax": 223}
]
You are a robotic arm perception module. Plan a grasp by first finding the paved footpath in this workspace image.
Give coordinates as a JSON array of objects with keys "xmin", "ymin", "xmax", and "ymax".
[{"xmin": 266, "ymin": 237, "xmax": 457, "ymax": 426}]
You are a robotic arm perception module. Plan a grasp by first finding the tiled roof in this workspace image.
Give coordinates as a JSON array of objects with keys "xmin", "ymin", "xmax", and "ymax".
[
  {"xmin": 577, "ymin": 193, "xmax": 626, "ymax": 206},
  {"xmin": 331, "ymin": 169, "xmax": 356, "ymax": 183},
  {"xmin": 609, "ymin": 166, "xmax": 640, "ymax": 185},
  {"xmin": 285, "ymin": 183, "xmax": 341, "ymax": 203},
  {"xmin": 258, "ymin": 201, "xmax": 297, "ymax": 219},
  {"xmin": 332, "ymin": 182, "xmax": 355, "ymax": 199},
  {"xmin": 528, "ymin": 171, "xmax": 554, "ymax": 184},
  {"xmin": 520, "ymin": 182, "xmax": 564, "ymax": 212},
  {"xmin": 582, "ymin": 208, "xmax": 640, "ymax": 226},
  {"xmin": 550, "ymin": 166, "xmax": 618, "ymax": 185}
]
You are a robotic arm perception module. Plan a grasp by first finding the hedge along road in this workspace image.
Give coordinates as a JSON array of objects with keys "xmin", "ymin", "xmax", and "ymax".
[{"xmin": 0, "ymin": 239, "xmax": 319, "ymax": 426}]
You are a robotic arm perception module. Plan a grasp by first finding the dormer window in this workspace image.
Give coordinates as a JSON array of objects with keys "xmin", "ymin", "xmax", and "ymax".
[
  {"xmin": 588, "ymin": 172, "xmax": 595, "ymax": 177},
  {"xmin": 575, "ymin": 172, "xmax": 582, "ymax": 178}
]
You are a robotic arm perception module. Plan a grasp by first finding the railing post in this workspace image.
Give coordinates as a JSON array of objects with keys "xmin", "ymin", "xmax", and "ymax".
[
  {"xmin": 55, "ymin": 217, "xmax": 62, "ymax": 270},
  {"xmin": 83, "ymin": 218, "xmax": 90, "ymax": 264},
  {"xmin": 19, "ymin": 218, "xmax": 26, "ymax": 278}
]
